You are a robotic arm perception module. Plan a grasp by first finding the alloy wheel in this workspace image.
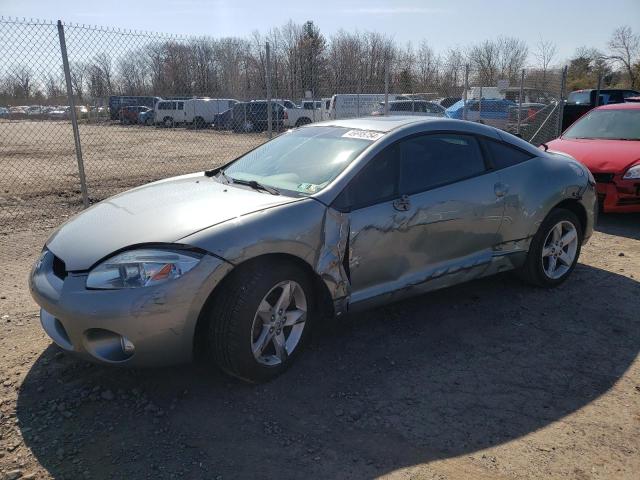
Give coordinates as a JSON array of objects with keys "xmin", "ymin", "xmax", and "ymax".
[
  {"xmin": 541, "ymin": 220, "xmax": 578, "ymax": 279},
  {"xmin": 250, "ymin": 280, "xmax": 307, "ymax": 366}
]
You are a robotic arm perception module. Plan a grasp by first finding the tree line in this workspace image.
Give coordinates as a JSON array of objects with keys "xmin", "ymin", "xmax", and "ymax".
[{"xmin": 1, "ymin": 20, "xmax": 638, "ymax": 107}]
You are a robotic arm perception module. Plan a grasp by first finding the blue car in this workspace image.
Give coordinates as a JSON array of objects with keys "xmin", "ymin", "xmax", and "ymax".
[
  {"xmin": 213, "ymin": 108, "xmax": 233, "ymax": 130},
  {"xmin": 446, "ymin": 98, "xmax": 516, "ymax": 129},
  {"xmin": 138, "ymin": 108, "xmax": 155, "ymax": 126}
]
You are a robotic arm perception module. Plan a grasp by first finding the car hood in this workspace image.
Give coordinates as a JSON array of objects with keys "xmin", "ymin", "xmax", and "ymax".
[
  {"xmin": 47, "ymin": 172, "xmax": 299, "ymax": 270},
  {"xmin": 547, "ymin": 138, "xmax": 640, "ymax": 173}
]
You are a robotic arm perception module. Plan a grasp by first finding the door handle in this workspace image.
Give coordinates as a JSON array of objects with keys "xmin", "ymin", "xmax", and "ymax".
[
  {"xmin": 393, "ymin": 195, "xmax": 411, "ymax": 211},
  {"xmin": 494, "ymin": 182, "xmax": 509, "ymax": 198}
]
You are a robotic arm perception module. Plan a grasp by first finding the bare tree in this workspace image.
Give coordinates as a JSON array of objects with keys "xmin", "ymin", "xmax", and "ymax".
[
  {"xmin": 468, "ymin": 40, "xmax": 499, "ymax": 85},
  {"xmin": 70, "ymin": 62, "xmax": 87, "ymax": 102},
  {"xmin": 9, "ymin": 65, "xmax": 33, "ymax": 100},
  {"xmin": 440, "ymin": 48, "xmax": 465, "ymax": 95},
  {"xmin": 607, "ymin": 26, "xmax": 639, "ymax": 88},
  {"xmin": 415, "ymin": 40, "xmax": 440, "ymax": 92},
  {"xmin": 534, "ymin": 39, "xmax": 557, "ymax": 89},
  {"xmin": 45, "ymin": 72, "xmax": 65, "ymax": 102},
  {"xmin": 497, "ymin": 37, "xmax": 529, "ymax": 83}
]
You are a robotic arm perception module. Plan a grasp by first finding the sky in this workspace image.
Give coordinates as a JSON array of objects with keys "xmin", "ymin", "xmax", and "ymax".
[{"xmin": 2, "ymin": 0, "xmax": 639, "ymax": 64}]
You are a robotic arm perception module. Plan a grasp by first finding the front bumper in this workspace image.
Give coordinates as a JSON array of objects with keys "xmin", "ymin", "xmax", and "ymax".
[
  {"xmin": 596, "ymin": 176, "xmax": 640, "ymax": 213},
  {"xmin": 29, "ymin": 249, "xmax": 233, "ymax": 367}
]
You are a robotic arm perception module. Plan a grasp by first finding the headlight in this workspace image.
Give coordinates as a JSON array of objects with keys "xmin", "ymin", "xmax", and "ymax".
[
  {"xmin": 623, "ymin": 164, "xmax": 640, "ymax": 180},
  {"xmin": 86, "ymin": 249, "xmax": 202, "ymax": 289}
]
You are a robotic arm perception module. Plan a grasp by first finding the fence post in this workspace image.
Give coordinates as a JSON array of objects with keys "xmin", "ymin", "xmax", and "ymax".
[
  {"xmin": 517, "ymin": 69, "xmax": 525, "ymax": 135},
  {"xmin": 57, "ymin": 20, "xmax": 89, "ymax": 208},
  {"xmin": 384, "ymin": 57, "xmax": 389, "ymax": 116},
  {"xmin": 556, "ymin": 66, "xmax": 567, "ymax": 136},
  {"xmin": 594, "ymin": 71, "xmax": 602, "ymax": 108},
  {"xmin": 463, "ymin": 64, "xmax": 469, "ymax": 121},
  {"xmin": 356, "ymin": 71, "xmax": 361, "ymax": 117},
  {"xmin": 266, "ymin": 41, "xmax": 272, "ymax": 139}
]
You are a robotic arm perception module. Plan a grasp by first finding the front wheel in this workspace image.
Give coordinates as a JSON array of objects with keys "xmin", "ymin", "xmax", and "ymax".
[
  {"xmin": 205, "ymin": 260, "xmax": 313, "ymax": 383},
  {"xmin": 517, "ymin": 208, "xmax": 583, "ymax": 287}
]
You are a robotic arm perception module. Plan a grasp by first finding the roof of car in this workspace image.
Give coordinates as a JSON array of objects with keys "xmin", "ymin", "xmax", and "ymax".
[
  {"xmin": 571, "ymin": 88, "xmax": 639, "ymax": 93},
  {"xmin": 595, "ymin": 102, "xmax": 640, "ymax": 110},
  {"xmin": 310, "ymin": 116, "xmax": 434, "ymax": 132}
]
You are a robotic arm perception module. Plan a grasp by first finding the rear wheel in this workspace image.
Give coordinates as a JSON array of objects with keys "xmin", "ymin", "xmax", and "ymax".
[
  {"xmin": 242, "ymin": 119, "xmax": 255, "ymax": 132},
  {"xmin": 194, "ymin": 116, "xmax": 206, "ymax": 129},
  {"xmin": 163, "ymin": 116, "xmax": 174, "ymax": 128},
  {"xmin": 295, "ymin": 117, "xmax": 312, "ymax": 127},
  {"xmin": 205, "ymin": 259, "xmax": 313, "ymax": 383},
  {"xmin": 517, "ymin": 208, "xmax": 582, "ymax": 287}
]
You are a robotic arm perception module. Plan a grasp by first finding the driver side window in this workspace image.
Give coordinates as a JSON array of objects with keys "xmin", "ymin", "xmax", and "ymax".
[{"xmin": 334, "ymin": 145, "xmax": 399, "ymax": 211}]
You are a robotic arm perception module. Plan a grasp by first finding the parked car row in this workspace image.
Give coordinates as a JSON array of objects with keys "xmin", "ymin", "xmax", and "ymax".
[{"xmin": 0, "ymin": 104, "xmax": 107, "ymax": 120}]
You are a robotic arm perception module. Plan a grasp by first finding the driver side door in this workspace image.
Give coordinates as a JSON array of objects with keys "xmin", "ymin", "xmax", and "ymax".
[{"xmin": 338, "ymin": 133, "xmax": 505, "ymax": 309}]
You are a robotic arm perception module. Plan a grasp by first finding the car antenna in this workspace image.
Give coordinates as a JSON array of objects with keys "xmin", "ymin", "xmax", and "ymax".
[{"xmin": 541, "ymin": 143, "xmax": 549, "ymax": 151}]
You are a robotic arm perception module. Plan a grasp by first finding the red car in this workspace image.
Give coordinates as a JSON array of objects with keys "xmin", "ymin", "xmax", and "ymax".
[
  {"xmin": 119, "ymin": 105, "xmax": 150, "ymax": 124},
  {"xmin": 547, "ymin": 103, "xmax": 640, "ymax": 213}
]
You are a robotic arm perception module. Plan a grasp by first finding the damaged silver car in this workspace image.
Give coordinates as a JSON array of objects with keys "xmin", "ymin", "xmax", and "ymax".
[{"xmin": 30, "ymin": 117, "xmax": 597, "ymax": 382}]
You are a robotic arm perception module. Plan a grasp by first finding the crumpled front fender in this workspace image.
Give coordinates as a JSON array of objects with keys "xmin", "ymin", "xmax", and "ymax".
[{"xmin": 314, "ymin": 208, "xmax": 351, "ymax": 315}]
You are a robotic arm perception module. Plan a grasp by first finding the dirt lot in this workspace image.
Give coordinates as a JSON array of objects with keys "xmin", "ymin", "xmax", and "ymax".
[
  {"xmin": 0, "ymin": 120, "xmax": 266, "ymax": 230},
  {"xmin": 0, "ymin": 120, "xmax": 639, "ymax": 479}
]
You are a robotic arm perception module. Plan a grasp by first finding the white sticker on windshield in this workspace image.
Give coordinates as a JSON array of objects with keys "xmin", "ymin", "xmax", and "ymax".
[{"xmin": 342, "ymin": 129, "xmax": 384, "ymax": 141}]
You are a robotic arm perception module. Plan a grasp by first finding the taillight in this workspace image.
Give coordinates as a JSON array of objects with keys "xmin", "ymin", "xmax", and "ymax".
[
  {"xmin": 283, "ymin": 111, "xmax": 288, "ymax": 120},
  {"xmin": 528, "ymin": 108, "xmax": 536, "ymax": 119}
]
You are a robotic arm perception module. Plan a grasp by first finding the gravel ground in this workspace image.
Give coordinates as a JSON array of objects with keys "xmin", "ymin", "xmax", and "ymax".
[
  {"xmin": 0, "ymin": 120, "xmax": 266, "ymax": 230},
  {"xmin": 0, "ymin": 212, "xmax": 638, "ymax": 479},
  {"xmin": 0, "ymin": 120, "xmax": 639, "ymax": 479}
]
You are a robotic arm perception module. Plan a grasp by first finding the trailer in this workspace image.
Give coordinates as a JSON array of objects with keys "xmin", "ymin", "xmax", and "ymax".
[
  {"xmin": 184, "ymin": 98, "xmax": 238, "ymax": 127},
  {"xmin": 324, "ymin": 94, "xmax": 408, "ymax": 119}
]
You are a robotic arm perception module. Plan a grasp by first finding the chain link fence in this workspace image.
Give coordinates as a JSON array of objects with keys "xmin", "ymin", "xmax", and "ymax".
[{"xmin": 0, "ymin": 17, "xmax": 568, "ymax": 261}]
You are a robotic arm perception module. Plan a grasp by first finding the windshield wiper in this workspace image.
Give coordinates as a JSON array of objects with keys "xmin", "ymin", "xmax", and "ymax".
[{"xmin": 222, "ymin": 174, "xmax": 280, "ymax": 195}]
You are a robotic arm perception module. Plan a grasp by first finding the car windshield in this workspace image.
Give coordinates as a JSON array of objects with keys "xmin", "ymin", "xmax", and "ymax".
[
  {"xmin": 563, "ymin": 109, "xmax": 640, "ymax": 140},
  {"xmin": 223, "ymin": 126, "xmax": 378, "ymax": 195}
]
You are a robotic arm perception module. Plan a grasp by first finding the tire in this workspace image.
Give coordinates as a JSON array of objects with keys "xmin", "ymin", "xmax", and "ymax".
[
  {"xmin": 295, "ymin": 117, "xmax": 312, "ymax": 127},
  {"xmin": 145, "ymin": 117, "xmax": 153, "ymax": 126},
  {"xmin": 205, "ymin": 259, "xmax": 314, "ymax": 383},
  {"xmin": 163, "ymin": 116, "xmax": 174, "ymax": 128},
  {"xmin": 242, "ymin": 120, "xmax": 254, "ymax": 133},
  {"xmin": 517, "ymin": 208, "xmax": 583, "ymax": 287}
]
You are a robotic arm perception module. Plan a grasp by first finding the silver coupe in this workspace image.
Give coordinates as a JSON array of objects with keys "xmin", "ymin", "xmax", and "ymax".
[{"xmin": 30, "ymin": 117, "xmax": 597, "ymax": 382}]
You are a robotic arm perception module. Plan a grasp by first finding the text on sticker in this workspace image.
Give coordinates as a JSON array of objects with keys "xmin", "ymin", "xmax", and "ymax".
[{"xmin": 342, "ymin": 130, "xmax": 385, "ymax": 141}]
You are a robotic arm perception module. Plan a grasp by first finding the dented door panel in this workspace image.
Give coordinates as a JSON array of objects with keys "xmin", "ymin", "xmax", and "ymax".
[{"xmin": 348, "ymin": 172, "xmax": 504, "ymax": 306}]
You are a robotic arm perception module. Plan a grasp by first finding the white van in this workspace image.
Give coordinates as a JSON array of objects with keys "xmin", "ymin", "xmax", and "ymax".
[
  {"xmin": 184, "ymin": 98, "xmax": 238, "ymax": 127},
  {"xmin": 325, "ymin": 94, "xmax": 407, "ymax": 119},
  {"xmin": 155, "ymin": 100, "xmax": 187, "ymax": 127},
  {"xmin": 465, "ymin": 87, "xmax": 504, "ymax": 100}
]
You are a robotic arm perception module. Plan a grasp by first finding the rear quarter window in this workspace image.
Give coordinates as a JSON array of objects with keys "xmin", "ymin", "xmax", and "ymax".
[{"xmin": 484, "ymin": 140, "xmax": 534, "ymax": 170}]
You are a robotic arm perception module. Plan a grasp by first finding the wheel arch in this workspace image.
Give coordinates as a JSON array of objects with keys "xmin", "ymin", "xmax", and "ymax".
[
  {"xmin": 550, "ymin": 198, "xmax": 587, "ymax": 237},
  {"xmin": 295, "ymin": 117, "xmax": 312, "ymax": 127},
  {"xmin": 192, "ymin": 252, "xmax": 334, "ymax": 360}
]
